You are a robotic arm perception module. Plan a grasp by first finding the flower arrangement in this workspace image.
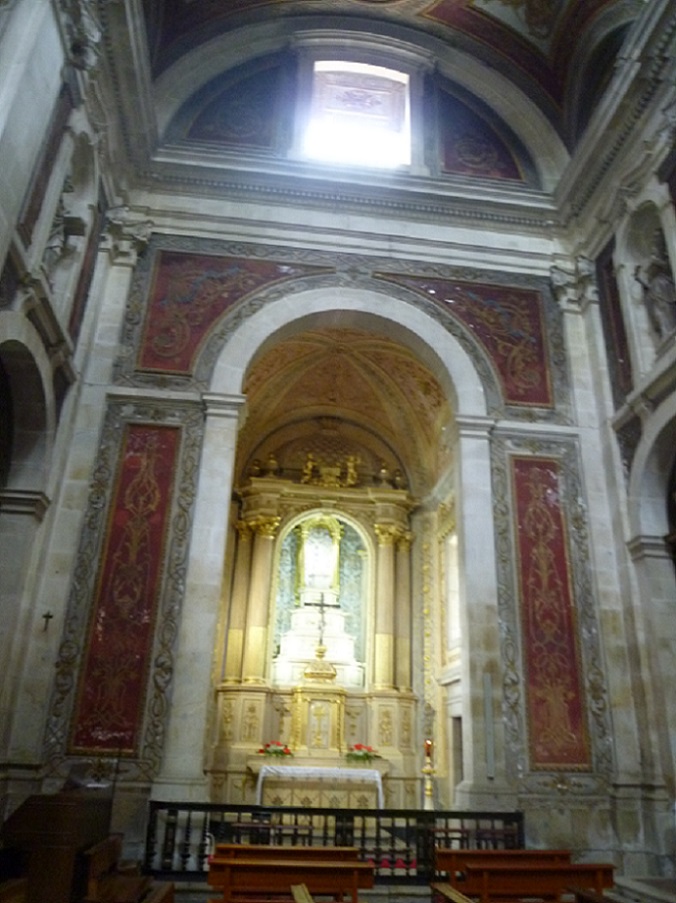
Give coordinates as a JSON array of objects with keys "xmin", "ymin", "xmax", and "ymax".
[
  {"xmin": 345, "ymin": 743, "xmax": 380, "ymax": 763},
  {"xmin": 258, "ymin": 741, "xmax": 293, "ymax": 757}
]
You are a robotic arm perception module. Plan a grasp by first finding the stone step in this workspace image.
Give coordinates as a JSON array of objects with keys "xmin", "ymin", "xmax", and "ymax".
[{"xmin": 607, "ymin": 876, "xmax": 676, "ymax": 903}]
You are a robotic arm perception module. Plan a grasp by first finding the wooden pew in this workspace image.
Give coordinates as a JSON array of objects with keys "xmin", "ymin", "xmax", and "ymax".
[
  {"xmin": 0, "ymin": 879, "xmax": 27, "ymax": 903},
  {"xmin": 431, "ymin": 882, "xmax": 477, "ymax": 903},
  {"xmin": 435, "ymin": 847, "xmax": 572, "ymax": 885},
  {"xmin": 213, "ymin": 845, "xmax": 360, "ymax": 862},
  {"xmin": 291, "ymin": 885, "xmax": 313, "ymax": 903},
  {"xmin": 207, "ymin": 857, "xmax": 375, "ymax": 903},
  {"xmin": 462, "ymin": 861, "xmax": 615, "ymax": 903},
  {"xmin": 82, "ymin": 835, "xmax": 174, "ymax": 903}
]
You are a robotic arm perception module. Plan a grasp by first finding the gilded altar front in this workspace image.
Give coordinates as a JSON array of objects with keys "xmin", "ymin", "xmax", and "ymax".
[{"xmin": 255, "ymin": 763, "xmax": 385, "ymax": 808}]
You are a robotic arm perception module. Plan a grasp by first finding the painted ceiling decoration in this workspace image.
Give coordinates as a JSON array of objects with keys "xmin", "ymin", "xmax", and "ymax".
[{"xmin": 142, "ymin": 0, "xmax": 626, "ymax": 128}]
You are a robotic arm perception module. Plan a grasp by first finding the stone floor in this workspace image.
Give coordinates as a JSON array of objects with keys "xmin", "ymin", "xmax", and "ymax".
[
  {"xmin": 177, "ymin": 879, "xmax": 676, "ymax": 903},
  {"xmin": 611, "ymin": 876, "xmax": 676, "ymax": 903}
]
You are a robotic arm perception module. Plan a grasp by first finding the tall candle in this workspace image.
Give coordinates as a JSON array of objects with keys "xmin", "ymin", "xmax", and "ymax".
[{"xmin": 424, "ymin": 738, "xmax": 433, "ymax": 758}]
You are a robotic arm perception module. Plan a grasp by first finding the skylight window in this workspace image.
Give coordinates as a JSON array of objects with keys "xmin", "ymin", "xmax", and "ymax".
[{"xmin": 303, "ymin": 61, "xmax": 411, "ymax": 168}]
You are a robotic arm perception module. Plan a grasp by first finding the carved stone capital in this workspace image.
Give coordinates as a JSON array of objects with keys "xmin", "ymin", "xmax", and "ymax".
[
  {"xmin": 550, "ymin": 256, "xmax": 598, "ymax": 311},
  {"xmin": 102, "ymin": 207, "xmax": 154, "ymax": 264}
]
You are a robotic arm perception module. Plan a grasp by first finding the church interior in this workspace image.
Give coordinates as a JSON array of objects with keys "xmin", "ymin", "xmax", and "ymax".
[{"xmin": 1, "ymin": 0, "xmax": 676, "ymax": 895}]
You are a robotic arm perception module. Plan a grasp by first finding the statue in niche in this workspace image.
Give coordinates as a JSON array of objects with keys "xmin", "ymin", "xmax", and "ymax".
[
  {"xmin": 299, "ymin": 518, "xmax": 341, "ymax": 600},
  {"xmin": 635, "ymin": 229, "xmax": 676, "ymax": 341}
]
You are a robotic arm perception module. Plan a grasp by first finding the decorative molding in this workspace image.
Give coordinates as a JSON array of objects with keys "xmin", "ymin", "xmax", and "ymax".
[
  {"xmin": 626, "ymin": 533, "xmax": 674, "ymax": 560},
  {"xmin": 58, "ymin": 0, "xmax": 103, "ymax": 72},
  {"xmin": 115, "ymin": 234, "xmax": 572, "ymax": 426},
  {"xmin": 491, "ymin": 433, "xmax": 613, "ymax": 787},
  {"xmin": 0, "ymin": 489, "xmax": 50, "ymax": 521},
  {"xmin": 43, "ymin": 397, "xmax": 204, "ymax": 782}
]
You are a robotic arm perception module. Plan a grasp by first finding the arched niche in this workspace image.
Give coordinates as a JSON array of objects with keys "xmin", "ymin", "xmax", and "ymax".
[
  {"xmin": 198, "ymin": 284, "xmax": 500, "ymax": 807},
  {"xmin": 268, "ymin": 508, "xmax": 375, "ymax": 690},
  {"xmin": 0, "ymin": 314, "xmax": 54, "ymax": 497},
  {"xmin": 616, "ymin": 201, "xmax": 676, "ymax": 375}
]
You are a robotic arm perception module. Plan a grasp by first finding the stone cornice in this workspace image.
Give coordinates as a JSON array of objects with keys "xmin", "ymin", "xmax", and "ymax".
[
  {"xmin": 0, "ymin": 490, "xmax": 50, "ymax": 521},
  {"xmin": 138, "ymin": 162, "xmax": 558, "ymax": 233}
]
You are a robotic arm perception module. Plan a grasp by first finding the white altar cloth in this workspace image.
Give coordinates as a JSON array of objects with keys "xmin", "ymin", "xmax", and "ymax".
[{"xmin": 255, "ymin": 764, "xmax": 384, "ymax": 807}]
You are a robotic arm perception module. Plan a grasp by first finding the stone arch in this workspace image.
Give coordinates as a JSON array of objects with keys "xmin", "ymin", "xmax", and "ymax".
[
  {"xmin": 0, "ymin": 313, "xmax": 55, "ymax": 494},
  {"xmin": 210, "ymin": 286, "xmax": 487, "ymax": 418},
  {"xmin": 628, "ymin": 396, "xmax": 676, "ymax": 541},
  {"xmin": 200, "ymin": 283, "xmax": 502, "ymax": 802}
]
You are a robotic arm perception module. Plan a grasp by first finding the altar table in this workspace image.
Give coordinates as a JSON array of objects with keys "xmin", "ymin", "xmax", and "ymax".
[{"xmin": 255, "ymin": 765, "xmax": 384, "ymax": 808}]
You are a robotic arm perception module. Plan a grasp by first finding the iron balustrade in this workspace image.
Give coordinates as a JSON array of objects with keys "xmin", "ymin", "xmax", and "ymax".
[{"xmin": 144, "ymin": 802, "xmax": 524, "ymax": 884}]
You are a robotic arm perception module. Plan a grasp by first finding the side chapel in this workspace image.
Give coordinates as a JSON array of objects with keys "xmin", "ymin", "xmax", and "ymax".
[{"xmin": 1, "ymin": 0, "xmax": 676, "ymax": 879}]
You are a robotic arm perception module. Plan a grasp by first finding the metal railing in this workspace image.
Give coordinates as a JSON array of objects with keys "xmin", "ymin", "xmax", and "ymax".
[{"xmin": 144, "ymin": 802, "xmax": 524, "ymax": 884}]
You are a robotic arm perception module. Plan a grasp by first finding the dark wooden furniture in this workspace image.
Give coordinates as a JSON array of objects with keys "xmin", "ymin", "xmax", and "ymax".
[
  {"xmin": 0, "ymin": 878, "xmax": 27, "ymax": 903},
  {"xmin": 81, "ymin": 834, "xmax": 174, "ymax": 903},
  {"xmin": 207, "ymin": 856, "xmax": 375, "ymax": 903},
  {"xmin": 212, "ymin": 844, "xmax": 360, "ymax": 861},
  {"xmin": 435, "ymin": 847, "xmax": 572, "ymax": 884},
  {"xmin": 461, "ymin": 861, "xmax": 614, "ymax": 903},
  {"xmin": 430, "ymin": 882, "xmax": 477, "ymax": 903},
  {"xmin": 0, "ymin": 791, "xmax": 112, "ymax": 903}
]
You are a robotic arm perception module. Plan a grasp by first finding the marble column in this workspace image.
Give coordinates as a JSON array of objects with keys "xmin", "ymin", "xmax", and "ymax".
[
  {"xmin": 153, "ymin": 391, "xmax": 245, "ymax": 799},
  {"xmin": 241, "ymin": 515, "xmax": 280, "ymax": 684},
  {"xmin": 373, "ymin": 524, "xmax": 398, "ymax": 690},
  {"xmin": 222, "ymin": 520, "xmax": 253, "ymax": 684}
]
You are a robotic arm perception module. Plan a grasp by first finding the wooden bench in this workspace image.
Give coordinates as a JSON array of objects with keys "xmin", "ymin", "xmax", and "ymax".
[
  {"xmin": 0, "ymin": 878, "xmax": 27, "ymax": 903},
  {"xmin": 431, "ymin": 881, "xmax": 476, "ymax": 903},
  {"xmin": 435, "ymin": 847, "xmax": 572, "ymax": 884},
  {"xmin": 207, "ymin": 857, "xmax": 375, "ymax": 903},
  {"xmin": 82, "ymin": 834, "xmax": 174, "ymax": 903},
  {"xmin": 462, "ymin": 861, "xmax": 615, "ymax": 903},
  {"xmin": 141, "ymin": 883, "xmax": 174, "ymax": 903},
  {"xmin": 291, "ymin": 885, "xmax": 314, "ymax": 903},
  {"xmin": 213, "ymin": 845, "xmax": 360, "ymax": 862}
]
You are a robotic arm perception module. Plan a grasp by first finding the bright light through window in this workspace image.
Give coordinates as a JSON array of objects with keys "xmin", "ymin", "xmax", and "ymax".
[{"xmin": 304, "ymin": 61, "xmax": 411, "ymax": 168}]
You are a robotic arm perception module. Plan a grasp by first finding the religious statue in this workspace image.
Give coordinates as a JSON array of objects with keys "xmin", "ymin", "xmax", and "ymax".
[{"xmin": 635, "ymin": 229, "xmax": 676, "ymax": 341}]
